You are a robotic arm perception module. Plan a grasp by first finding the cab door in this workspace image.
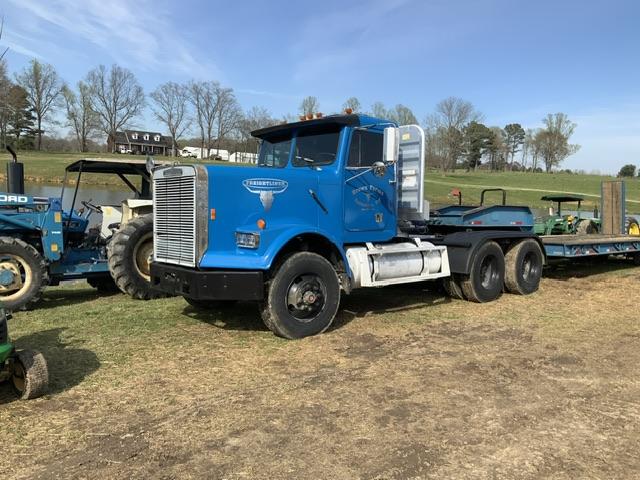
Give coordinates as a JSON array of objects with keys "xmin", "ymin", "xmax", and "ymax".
[{"xmin": 343, "ymin": 128, "xmax": 396, "ymax": 241}]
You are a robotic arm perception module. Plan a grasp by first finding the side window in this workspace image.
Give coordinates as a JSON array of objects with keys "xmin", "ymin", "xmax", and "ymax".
[
  {"xmin": 347, "ymin": 130, "xmax": 383, "ymax": 168},
  {"xmin": 258, "ymin": 139, "xmax": 291, "ymax": 168},
  {"xmin": 292, "ymin": 131, "xmax": 340, "ymax": 167}
]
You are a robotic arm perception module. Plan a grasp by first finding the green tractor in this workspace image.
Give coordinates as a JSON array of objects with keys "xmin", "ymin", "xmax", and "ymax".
[
  {"xmin": 0, "ymin": 305, "xmax": 48, "ymax": 399},
  {"xmin": 534, "ymin": 195, "xmax": 601, "ymax": 235}
]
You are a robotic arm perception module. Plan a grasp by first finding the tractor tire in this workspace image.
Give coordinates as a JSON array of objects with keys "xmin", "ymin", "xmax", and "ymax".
[
  {"xmin": 260, "ymin": 252, "xmax": 340, "ymax": 339},
  {"xmin": 443, "ymin": 274, "xmax": 466, "ymax": 300},
  {"xmin": 504, "ymin": 239, "xmax": 544, "ymax": 295},
  {"xmin": 108, "ymin": 214, "xmax": 167, "ymax": 300},
  {"xmin": 184, "ymin": 297, "xmax": 237, "ymax": 310},
  {"xmin": 12, "ymin": 349, "xmax": 48, "ymax": 400},
  {"xmin": 0, "ymin": 237, "xmax": 49, "ymax": 311},
  {"xmin": 576, "ymin": 219, "xmax": 598, "ymax": 235},
  {"xmin": 625, "ymin": 217, "xmax": 640, "ymax": 236},
  {"xmin": 87, "ymin": 276, "xmax": 120, "ymax": 293},
  {"xmin": 461, "ymin": 241, "xmax": 505, "ymax": 303}
]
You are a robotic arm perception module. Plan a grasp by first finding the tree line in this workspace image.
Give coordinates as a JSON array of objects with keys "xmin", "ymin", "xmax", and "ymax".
[
  {"xmin": 298, "ymin": 95, "xmax": 581, "ymax": 173},
  {"xmin": 0, "ymin": 49, "xmax": 581, "ymax": 171}
]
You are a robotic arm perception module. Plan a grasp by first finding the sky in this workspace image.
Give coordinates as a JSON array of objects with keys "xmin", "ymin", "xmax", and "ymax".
[{"xmin": 1, "ymin": 0, "xmax": 639, "ymax": 173}]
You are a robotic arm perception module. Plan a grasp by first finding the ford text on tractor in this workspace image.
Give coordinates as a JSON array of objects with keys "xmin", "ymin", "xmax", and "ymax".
[
  {"xmin": 0, "ymin": 151, "xmax": 167, "ymax": 310},
  {"xmin": 150, "ymin": 114, "xmax": 545, "ymax": 339}
]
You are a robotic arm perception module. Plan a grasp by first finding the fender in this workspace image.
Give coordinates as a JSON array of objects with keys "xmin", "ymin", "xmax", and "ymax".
[{"xmin": 199, "ymin": 225, "xmax": 351, "ymax": 277}]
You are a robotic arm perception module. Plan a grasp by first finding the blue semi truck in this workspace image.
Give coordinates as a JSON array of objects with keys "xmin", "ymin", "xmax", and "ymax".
[{"xmin": 150, "ymin": 113, "xmax": 548, "ymax": 339}]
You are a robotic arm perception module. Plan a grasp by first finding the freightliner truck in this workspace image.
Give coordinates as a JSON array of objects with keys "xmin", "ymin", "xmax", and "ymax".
[{"xmin": 150, "ymin": 114, "xmax": 545, "ymax": 339}]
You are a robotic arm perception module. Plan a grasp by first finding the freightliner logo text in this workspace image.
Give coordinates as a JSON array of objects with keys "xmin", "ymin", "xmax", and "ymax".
[{"xmin": 243, "ymin": 178, "xmax": 288, "ymax": 212}]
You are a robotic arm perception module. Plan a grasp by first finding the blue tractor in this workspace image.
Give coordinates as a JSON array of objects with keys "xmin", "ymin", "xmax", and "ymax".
[{"xmin": 0, "ymin": 149, "xmax": 166, "ymax": 310}]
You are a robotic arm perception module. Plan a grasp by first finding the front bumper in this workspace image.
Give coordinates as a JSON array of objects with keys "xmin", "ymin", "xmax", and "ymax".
[{"xmin": 150, "ymin": 262, "xmax": 264, "ymax": 301}]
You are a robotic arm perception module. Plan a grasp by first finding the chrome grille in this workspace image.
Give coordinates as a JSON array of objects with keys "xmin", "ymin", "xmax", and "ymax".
[{"xmin": 153, "ymin": 167, "xmax": 196, "ymax": 266}]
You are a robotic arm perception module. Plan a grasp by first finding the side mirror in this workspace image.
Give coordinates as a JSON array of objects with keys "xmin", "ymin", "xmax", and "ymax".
[
  {"xmin": 372, "ymin": 161, "xmax": 386, "ymax": 178},
  {"xmin": 145, "ymin": 155, "xmax": 156, "ymax": 174},
  {"xmin": 383, "ymin": 127, "xmax": 398, "ymax": 164}
]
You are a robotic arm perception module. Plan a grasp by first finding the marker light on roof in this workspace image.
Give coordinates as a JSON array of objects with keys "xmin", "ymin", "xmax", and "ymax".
[{"xmin": 344, "ymin": 108, "xmax": 353, "ymax": 114}]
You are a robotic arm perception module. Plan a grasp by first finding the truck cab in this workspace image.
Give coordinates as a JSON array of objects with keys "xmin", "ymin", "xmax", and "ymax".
[{"xmin": 151, "ymin": 114, "xmax": 543, "ymax": 339}]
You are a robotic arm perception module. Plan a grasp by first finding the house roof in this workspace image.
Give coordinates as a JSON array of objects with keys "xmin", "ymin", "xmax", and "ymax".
[{"xmin": 114, "ymin": 130, "xmax": 171, "ymax": 146}]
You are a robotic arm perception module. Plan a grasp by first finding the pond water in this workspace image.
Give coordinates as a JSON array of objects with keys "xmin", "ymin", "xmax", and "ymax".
[{"xmin": 24, "ymin": 181, "xmax": 130, "ymax": 211}]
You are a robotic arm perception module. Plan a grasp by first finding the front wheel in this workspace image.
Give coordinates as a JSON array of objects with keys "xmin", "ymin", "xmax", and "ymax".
[
  {"xmin": 12, "ymin": 349, "xmax": 48, "ymax": 400},
  {"xmin": 261, "ymin": 252, "xmax": 340, "ymax": 339},
  {"xmin": 461, "ymin": 241, "xmax": 505, "ymax": 303}
]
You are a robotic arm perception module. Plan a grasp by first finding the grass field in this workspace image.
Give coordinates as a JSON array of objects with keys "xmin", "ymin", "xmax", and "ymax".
[
  {"xmin": 2, "ymin": 260, "xmax": 640, "ymax": 479},
  {"xmin": 5, "ymin": 151, "xmax": 637, "ymax": 211}
]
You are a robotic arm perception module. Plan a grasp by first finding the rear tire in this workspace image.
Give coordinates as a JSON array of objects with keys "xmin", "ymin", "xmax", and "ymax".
[
  {"xmin": 461, "ymin": 241, "xmax": 505, "ymax": 303},
  {"xmin": 504, "ymin": 239, "xmax": 544, "ymax": 295},
  {"xmin": 261, "ymin": 252, "xmax": 340, "ymax": 339},
  {"xmin": 0, "ymin": 237, "xmax": 49, "ymax": 311},
  {"xmin": 108, "ymin": 214, "xmax": 167, "ymax": 300},
  {"xmin": 12, "ymin": 349, "xmax": 48, "ymax": 400},
  {"xmin": 443, "ymin": 274, "xmax": 466, "ymax": 300},
  {"xmin": 576, "ymin": 219, "xmax": 598, "ymax": 235}
]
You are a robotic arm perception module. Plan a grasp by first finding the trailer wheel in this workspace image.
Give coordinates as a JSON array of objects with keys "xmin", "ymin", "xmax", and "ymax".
[
  {"xmin": 461, "ymin": 241, "xmax": 505, "ymax": 303},
  {"xmin": 504, "ymin": 239, "xmax": 543, "ymax": 295},
  {"xmin": 12, "ymin": 349, "xmax": 48, "ymax": 400},
  {"xmin": 625, "ymin": 217, "xmax": 640, "ymax": 236},
  {"xmin": 0, "ymin": 237, "xmax": 49, "ymax": 311},
  {"xmin": 108, "ymin": 214, "xmax": 167, "ymax": 300},
  {"xmin": 443, "ymin": 274, "xmax": 466, "ymax": 300},
  {"xmin": 261, "ymin": 252, "xmax": 340, "ymax": 339},
  {"xmin": 184, "ymin": 297, "xmax": 237, "ymax": 310}
]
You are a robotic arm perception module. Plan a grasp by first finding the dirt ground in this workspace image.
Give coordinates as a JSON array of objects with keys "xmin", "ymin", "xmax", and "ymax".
[{"xmin": 2, "ymin": 260, "xmax": 640, "ymax": 479}]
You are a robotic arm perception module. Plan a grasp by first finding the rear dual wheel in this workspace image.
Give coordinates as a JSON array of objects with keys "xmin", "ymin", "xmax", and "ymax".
[{"xmin": 451, "ymin": 239, "xmax": 543, "ymax": 303}]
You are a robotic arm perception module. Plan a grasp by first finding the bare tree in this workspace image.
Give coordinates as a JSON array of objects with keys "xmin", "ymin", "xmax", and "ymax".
[
  {"xmin": 371, "ymin": 101, "xmax": 388, "ymax": 118},
  {"xmin": 85, "ymin": 64, "xmax": 145, "ymax": 153},
  {"xmin": 536, "ymin": 113, "xmax": 580, "ymax": 172},
  {"xmin": 388, "ymin": 104, "xmax": 418, "ymax": 125},
  {"xmin": 188, "ymin": 80, "xmax": 220, "ymax": 158},
  {"xmin": 342, "ymin": 97, "xmax": 361, "ymax": 113},
  {"xmin": 214, "ymin": 87, "xmax": 241, "ymax": 155},
  {"xmin": 16, "ymin": 59, "xmax": 63, "ymax": 150},
  {"xmin": 426, "ymin": 97, "xmax": 483, "ymax": 171},
  {"xmin": 299, "ymin": 96, "xmax": 319, "ymax": 117},
  {"xmin": 237, "ymin": 106, "xmax": 275, "ymax": 154},
  {"xmin": 151, "ymin": 82, "xmax": 190, "ymax": 156},
  {"xmin": 61, "ymin": 81, "xmax": 98, "ymax": 152}
]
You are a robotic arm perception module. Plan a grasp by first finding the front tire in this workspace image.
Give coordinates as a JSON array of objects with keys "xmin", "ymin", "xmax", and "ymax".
[
  {"xmin": 108, "ymin": 214, "xmax": 166, "ymax": 300},
  {"xmin": 12, "ymin": 349, "xmax": 48, "ymax": 400},
  {"xmin": 504, "ymin": 239, "xmax": 544, "ymax": 295},
  {"xmin": 261, "ymin": 252, "xmax": 340, "ymax": 339},
  {"xmin": 0, "ymin": 237, "xmax": 49, "ymax": 311},
  {"xmin": 461, "ymin": 241, "xmax": 505, "ymax": 303}
]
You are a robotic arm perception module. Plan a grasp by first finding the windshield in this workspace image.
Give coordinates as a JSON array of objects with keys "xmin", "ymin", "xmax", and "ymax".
[
  {"xmin": 292, "ymin": 130, "xmax": 340, "ymax": 167},
  {"xmin": 258, "ymin": 136, "xmax": 292, "ymax": 168}
]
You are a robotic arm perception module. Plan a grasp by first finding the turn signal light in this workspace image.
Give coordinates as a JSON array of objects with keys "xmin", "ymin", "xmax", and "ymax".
[
  {"xmin": 257, "ymin": 219, "xmax": 266, "ymax": 229},
  {"xmin": 210, "ymin": 208, "xmax": 216, "ymax": 220}
]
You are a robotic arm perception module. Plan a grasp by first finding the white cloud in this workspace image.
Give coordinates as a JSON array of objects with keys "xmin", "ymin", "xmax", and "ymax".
[{"xmin": 6, "ymin": 0, "xmax": 218, "ymax": 78}]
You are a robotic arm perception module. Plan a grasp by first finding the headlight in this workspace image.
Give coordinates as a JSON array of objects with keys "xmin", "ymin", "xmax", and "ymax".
[{"xmin": 236, "ymin": 232, "xmax": 260, "ymax": 249}]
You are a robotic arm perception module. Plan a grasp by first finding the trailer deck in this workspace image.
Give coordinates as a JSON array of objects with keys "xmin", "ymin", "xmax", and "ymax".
[{"xmin": 541, "ymin": 234, "xmax": 640, "ymax": 258}]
